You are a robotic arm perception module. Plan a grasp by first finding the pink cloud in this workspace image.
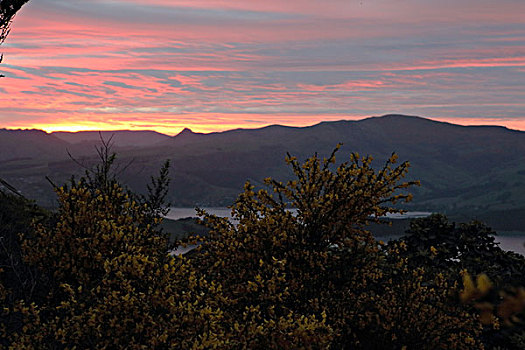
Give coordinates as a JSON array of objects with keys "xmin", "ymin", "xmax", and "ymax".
[{"xmin": 0, "ymin": 0, "xmax": 524, "ymax": 132}]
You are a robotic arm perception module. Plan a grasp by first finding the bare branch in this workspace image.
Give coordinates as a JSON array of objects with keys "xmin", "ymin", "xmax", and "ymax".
[{"xmin": 0, "ymin": 176, "xmax": 24, "ymax": 197}]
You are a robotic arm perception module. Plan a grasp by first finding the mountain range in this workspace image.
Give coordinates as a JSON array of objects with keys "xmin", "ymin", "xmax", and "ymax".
[{"xmin": 1, "ymin": 114, "xmax": 524, "ymax": 231}]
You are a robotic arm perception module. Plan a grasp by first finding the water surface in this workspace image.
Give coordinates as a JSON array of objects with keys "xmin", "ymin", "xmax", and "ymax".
[{"xmin": 167, "ymin": 208, "xmax": 525, "ymax": 256}]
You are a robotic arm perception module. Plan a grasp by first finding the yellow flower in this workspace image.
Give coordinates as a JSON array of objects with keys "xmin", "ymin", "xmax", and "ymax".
[
  {"xmin": 460, "ymin": 273, "xmax": 476, "ymax": 303},
  {"xmin": 476, "ymin": 274, "xmax": 492, "ymax": 295}
]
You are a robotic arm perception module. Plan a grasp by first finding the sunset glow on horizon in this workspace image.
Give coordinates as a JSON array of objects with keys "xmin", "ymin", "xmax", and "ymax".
[
  {"xmin": 7, "ymin": 114, "xmax": 525, "ymax": 137},
  {"xmin": 1, "ymin": 0, "xmax": 524, "ymax": 132}
]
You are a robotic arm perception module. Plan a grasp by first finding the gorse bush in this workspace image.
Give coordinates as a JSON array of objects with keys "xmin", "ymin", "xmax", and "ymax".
[
  {"xmin": 2, "ymin": 149, "xmax": 229, "ymax": 348},
  {"xmin": 16, "ymin": 183, "xmax": 228, "ymax": 348},
  {"xmin": 192, "ymin": 146, "xmax": 483, "ymax": 349},
  {"xmin": 1, "ymin": 145, "xmax": 522, "ymax": 348}
]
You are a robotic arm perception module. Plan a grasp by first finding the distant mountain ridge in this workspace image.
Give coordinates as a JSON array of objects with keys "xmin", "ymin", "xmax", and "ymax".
[
  {"xmin": 1, "ymin": 115, "xmax": 524, "ymax": 230},
  {"xmin": 52, "ymin": 130, "xmax": 172, "ymax": 148},
  {"xmin": 0, "ymin": 128, "xmax": 69, "ymax": 162}
]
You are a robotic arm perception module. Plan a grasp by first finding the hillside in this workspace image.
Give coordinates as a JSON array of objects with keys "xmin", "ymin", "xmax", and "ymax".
[
  {"xmin": 1, "ymin": 115, "xmax": 524, "ymax": 229},
  {"xmin": 52, "ymin": 130, "xmax": 171, "ymax": 148},
  {"xmin": 0, "ymin": 129, "xmax": 69, "ymax": 162}
]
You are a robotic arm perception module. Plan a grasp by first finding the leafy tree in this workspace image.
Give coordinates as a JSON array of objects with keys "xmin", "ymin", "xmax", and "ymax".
[
  {"xmin": 0, "ymin": 190, "xmax": 48, "ymax": 345},
  {"xmin": 1, "ymin": 0, "xmax": 30, "ymax": 77},
  {"xmin": 397, "ymin": 214, "xmax": 525, "ymax": 348},
  {"xmin": 391, "ymin": 214, "xmax": 525, "ymax": 284}
]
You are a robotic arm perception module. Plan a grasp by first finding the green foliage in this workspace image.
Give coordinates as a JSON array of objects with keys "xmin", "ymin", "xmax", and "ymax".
[
  {"xmin": 392, "ymin": 214, "xmax": 525, "ymax": 283},
  {"xmin": 140, "ymin": 159, "xmax": 172, "ymax": 227},
  {"xmin": 361, "ymin": 248, "xmax": 483, "ymax": 348},
  {"xmin": 75, "ymin": 140, "xmax": 171, "ymax": 233},
  {"xmin": 398, "ymin": 214, "xmax": 525, "ymax": 348},
  {"xmin": 0, "ymin": 189, "xmax": 49, "ymax": 345}
]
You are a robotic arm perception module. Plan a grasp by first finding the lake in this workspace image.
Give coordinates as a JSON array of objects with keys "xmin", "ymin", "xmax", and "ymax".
[
  {"xmin": 167, "ymin": 207, "xmax": 525, "ymax": 256},
  {"xmin": 495, "ymin": 234, "xmax": 525, "ymax": 255},
  {"xmin": 165, "ymin": 207, "xmax": 433, "ymax": 221}
]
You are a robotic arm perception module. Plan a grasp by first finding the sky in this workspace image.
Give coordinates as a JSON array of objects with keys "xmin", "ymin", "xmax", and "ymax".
[{"xmin": 0, "ymin": 0, "xmax": 524, "ymax": 134}]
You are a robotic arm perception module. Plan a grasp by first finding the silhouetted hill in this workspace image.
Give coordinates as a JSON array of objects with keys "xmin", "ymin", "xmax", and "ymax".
[
  {"xmin": 52, "ymin": 130, "xmax": 171, "ymax": 148},
  {"xmin": 147, "ymin": 115, "xmax": 525, "ymax": 214},
  {"xmin": 1, "ymin": 115, "xmax": 524, "ymax": 230},
  {"xmin": 0, "ymin": 129, "xmax": 69, "ymax": 162}
]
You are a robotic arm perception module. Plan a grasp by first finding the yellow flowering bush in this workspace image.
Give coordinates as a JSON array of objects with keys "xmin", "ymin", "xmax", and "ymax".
[
  {"xmin": 7, "ymin": 181, "xmax": 228, "ymax": 348},
  {"xmin": 1, "ymin": 145, "xmax": 516, "ymax": 348},
  {"xmin": 359, "ymin": 242, "xmax": 484, "ymax": 349}
]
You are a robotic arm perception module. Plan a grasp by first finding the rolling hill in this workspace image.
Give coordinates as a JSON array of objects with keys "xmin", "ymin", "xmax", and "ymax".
[
  {"xmin": 52, "ymin": 130, "xmax": 171, "ymax": 148},
  {"xmin": 0, "ymin": 128, "xmax": 70, "ymax": 162},
  {"xmin": 1, "ymin": 115, "xmax": 524, "ymax": 230}
]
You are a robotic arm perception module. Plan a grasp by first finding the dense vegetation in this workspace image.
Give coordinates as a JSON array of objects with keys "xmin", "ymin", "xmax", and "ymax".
[{"xmin": 1, "ymin": 145, "xmax": 525, "ymax": 349}]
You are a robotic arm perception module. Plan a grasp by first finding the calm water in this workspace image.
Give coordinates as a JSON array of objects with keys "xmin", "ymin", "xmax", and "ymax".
[
  {"xmin": 495, "ymin": 235, "xmax": 525, "ymax": 255},
  {"xmin": 165, "ymin": 207, "xmax": 232, "ymax": 220},
  {"xmin": 167, "ymin": 208, "xmax": 525, "ymax": 256},
  {"xmin": 165, "ymin": 207, "xmax": 432, "ymax": 221}
]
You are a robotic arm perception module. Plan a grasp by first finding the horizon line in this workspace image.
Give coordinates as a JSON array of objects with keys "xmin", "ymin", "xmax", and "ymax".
[{"xmin": 3, "ymin": 114, "xmax": 525, "ymax": 136}]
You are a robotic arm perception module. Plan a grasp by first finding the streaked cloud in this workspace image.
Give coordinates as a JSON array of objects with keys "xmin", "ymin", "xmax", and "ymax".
[{"xmin": 0, "ymin": 0, "xmax": 524, "ymax": 133}]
